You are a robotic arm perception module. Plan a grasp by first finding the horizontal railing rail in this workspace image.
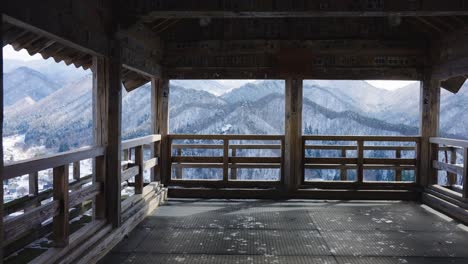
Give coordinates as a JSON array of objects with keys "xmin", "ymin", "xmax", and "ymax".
[
  {"xmin": 168, "ymin": 134, "xmax": 284, "ymax": 188},
  {"xmin": 429, "ymin": 137, "xmax": 468, "ymax": 200},
  {"xmin": 302, "ymin": 135, "xmax": 420, "ymax": 187}
]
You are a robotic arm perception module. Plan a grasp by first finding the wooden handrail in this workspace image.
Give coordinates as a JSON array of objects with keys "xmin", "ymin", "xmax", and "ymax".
[
  {"xmin": 304, "ymin": 135, "xmax": 420, "ymax": 141},
  {"xmin": 121, "ymin": 134, "xmax": 161, "ymax": 150},
  {"xmin": 168, "ymin": 134, "xmax": 284, "ymax": 140},
  {"xmin": 430, "ymin": 137, "xmax": 468, "ymax": 148},
  {"xmin": 3, "ymin": 146, "xmax": 105, "ymax": 180}
]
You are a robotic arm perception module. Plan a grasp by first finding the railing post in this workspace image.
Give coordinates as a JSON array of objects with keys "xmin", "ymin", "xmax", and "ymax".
[
  {"xmin": 357, "ymin": 140, "xmax": 364, "ymax": 183},
  {"xmin": 231, "ymin": 148, "xmax": 237, "ymax": 180},
  {"xmin": 53, "ymin": 165, "xmax": 69, "ymax": 247},
  {"xmin": 284, "ymin": 78, "xmax": 303, "ymax": 193},
  {"xmin": 28, "ymin": 172, "xmax": 39, "ymax": 209},
  {"xmin": 135, "ymin": 146, "xmax": 144, "ymax": 194},
  {"xmin": 463, "ymin": 148, "xmax": 468, "ymax": 198},
  {"xmin": 419, "ymin": 74, "xmax": 440, "ymax": 187},
  {"xmin": 340, "ymin": 148, "xmax": 347, "ymax": 181},
  {"xmin": 175, "ymin": 148, "xmax": 182, "ymax": 179},
  {"xmin": 447, "ymin": 147, "xmax": 457, "ymax": 186},
  {"xmin": 223, "ymin": 139, "xmax": 229, "ymax": 183},
  {"xmin": 395, "ymin": 150, "xmax": 402, "ymax": 181}
]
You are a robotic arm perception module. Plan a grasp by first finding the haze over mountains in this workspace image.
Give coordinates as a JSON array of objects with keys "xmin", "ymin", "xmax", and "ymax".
[{"xmin": 3, "ymin": 58, "xmax": 468, "ymax": 160}]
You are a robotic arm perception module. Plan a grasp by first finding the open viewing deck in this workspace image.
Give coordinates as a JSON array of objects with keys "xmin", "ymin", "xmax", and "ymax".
[
  {"xmin": 3, "ymin": 0, "xmax": 468, "ymax": 263},
  {"xmin": 101, "ymin": 199, "xmax": 468, "ymax": 264}
]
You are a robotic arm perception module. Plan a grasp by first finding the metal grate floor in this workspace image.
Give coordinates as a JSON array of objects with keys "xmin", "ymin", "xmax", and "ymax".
[{"xmin": 100, "ymin": 199, "xmax": 468, "ymax": 264}]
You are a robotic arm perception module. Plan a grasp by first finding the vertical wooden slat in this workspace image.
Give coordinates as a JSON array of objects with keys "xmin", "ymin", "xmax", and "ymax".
[
  {"xmin": 134, "ymin": 146, "xmax": 144, "ymax": 194},
  {"xmin": 153, "ymin": 78, "xmax": 170, "ymax": 185},
  {"xmin": 150, "ymin": 78, "xmax": 158, "ymax": 181},
  {"xmin": 53, "ymin": 165, "xmax": 69, "ymax": 247},
  {"xmin": 231, "ymin": 148, "xmax": 237, "ymax": 180},
  {"xmin": 357, "ymin": 140, "xmax": 364, "ymax": 183},
  {"xmin": 447, "ymin": 147, "xmax": 457, "ymax": 186},
  {"xmin": 340, "ymin": 148, "xmax": 347, "ymax": 181},
  {"xmin": 73, "ymin": 161, "xmax": 81, "ymax": 181},
  {"xmin": 395, "ymin": 150, "xmax": 402, "ymax": 181},
  {"xmin": 0, "ymin": 19, "xmax": 4, "ymax": 263},
  {"xmin": 284, "ymin": 78, "xmax": 303, "ymax": 192},
  {"xmin": 419, "ymin": 74, "xmax": 440, "ymax": 187},
  {"xmin": 463, "ymin": 148, "xmax": 468, "ymax": 198},
  {"xmin": 175, "ymin": 148, "xmax": 182, "ymax": 179},
  {"xmin": 123, "ymin": 149, "xmax": 129, "ymax": 162},
  {"xmin": 29, "ymin": 172, "xmax": 39, "ymax": 196},
  {"xmin": 223, "ymin": 139, "xmax": 229, "ymax": 183}
]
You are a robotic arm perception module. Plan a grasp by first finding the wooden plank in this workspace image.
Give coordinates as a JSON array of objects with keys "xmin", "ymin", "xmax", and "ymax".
[
  {"xmin": 73, "ymin": 161, "xmax": 81, "ymax": 181},
  {"xmin": 122, "ymin": 166, "xmax": 140, "ymax": 182},
  {"xmin": 364, "ymin": 158, "xmax": 416, "ymax": 165},
  {"xmin": 433, "ymin": 160, "xmax": 464, "ymax": 175},
  {"xmin": 340, "ymin": 148, "xmax": 347, "ymax": 181},
  {"xmin": 430, "ymin": 137, "xmax": 468, "ymax": 149},
  {"xmin": 305, "ymin": 158, "xmax": 358, "ymax": 164},
  {"xmin": 229, "ymin": 157, "xmax": 281, "ymax": 164},
  {"xmin": 3, "ymin": 146, "xmax": 105, "ymax": 180},
  {"xmin": 121, "ymin": 134, "xmax": 161, "ymax": 150},
  {"xmin": 169, "ymin": 134, "xmax": 284, "ymax": 140},
  {"xmin": 284, "ymin": 78, "xmax": 303, "ymax": 192},
  {"xmin": 303, "ymin": 135, "xmax": 420, "ymax": 141},
  {"xmin": 172, "ymin": 156, "xmax": 224, "ymax": 163},
  {"xmin": 31, "ymin": 220, "xmax": 107, "ymax": 264},
  {"xmin": 143, "ymin": 157, "xmax": 158, "ymax": 171},
  {"xmin": 135, "ymin": 146, "xmax": 144, "ymax": 194},
  {"xmin": 28, "ymin": 172, "xmax": 39, "ymax": 207},
  {"xmin": 420, "ymin": 76, "xmax": 440, "ymax": 187},
  {"xmin": 395, "ymin": 150, "xmax": 402, "ymax": 181},
  {"xmin": 447, "ymin": 147, "xmax": 458, "ymax": 186},
  {"xmin": 3, "ymin": 200, "xmax": 59, "ymax": 246},
  {"xmin": 175, "ymin": 148, "xmax": 182, "ymax": 179},
  {"xmin": 231, "ymin": 148, "xmax": 237, "ymax": 180},
  {"xmin": 53, "ymin": 165, "xmax": 69, "ymax": 247},
  {"xmin": 69, "ymin": 183, "xmax": 101, "ymax": 208}
]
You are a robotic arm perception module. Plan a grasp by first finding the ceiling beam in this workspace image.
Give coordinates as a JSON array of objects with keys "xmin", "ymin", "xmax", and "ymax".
[{"xmin": 125, "ymin": 0, "xmax": 468, "ymax": 19}]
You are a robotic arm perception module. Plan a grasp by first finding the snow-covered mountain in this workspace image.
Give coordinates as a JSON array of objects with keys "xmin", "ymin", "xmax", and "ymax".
[{"xmin": 3, "ymin": 62, "xmax": 468, "ymax": 158}]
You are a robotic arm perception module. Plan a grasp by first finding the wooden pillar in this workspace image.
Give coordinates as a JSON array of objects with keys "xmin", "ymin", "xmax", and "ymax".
[
  {"xmin": 152, "ymin": 78, "xmax": 170, "ymax": 185},
  {"xmin": 134, "ymin": 146, "xmax": 144, "ymax": 194},
  {"xmin": 284, "ymin": 78, "xmax": 303, "ymax": 193},
  {"xmin": 1, "ymin": 18, "xmax": 4, "ymax": 264},
  {"xmin": 92, "ymin": 48, "xmax": 122, "ymax": 227},
  {"xmin": 53, "ymin": 165, "xmax": 69, "ymax": 247},
  {"xmin": 419, "ymin": 73, "xmax": 441, "ymax": 187}
]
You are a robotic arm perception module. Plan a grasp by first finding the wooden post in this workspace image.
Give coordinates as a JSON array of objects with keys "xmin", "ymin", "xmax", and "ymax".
[
  {"xmin": 284, "ymin": 78, "xmax": 303, "ymax": 192},
  {"xmin": 357, "ymin": 140, "xmax": 364, "ymax": 183},
  {"xmin": 447, "ymin": 147, "xmax": 457, "ymax": 186},
  {"xmin": 1, "ymin": 18, "xmax": 4, "ymax": 263},
  {"xmin": 28, "ymin": 172, "xmax": 40, "ymax": 210},
  {"xmin": 175, "ymin": 148, "xmax": 182, "ymax": 179},
  {"xmin": 73, "ymin": 161, "xmax": 80, "ymax": 181},
  {"xmin": 152, "ymin": 78, "xmax": 170, "ymax": 185},
  {"xmin": 134, "ymin": 146, "xmax": 144, "ymax": 194},
  {"xmin": 223, "ymin": 139, "xmax": 229, "ymax": 183},
  {"xmin": 92, "ymin": 50, "xmax": 122, "ymax": 227},
  {"xmin": 419, "ymin": 74, "xmax": 440, "ymax": 187},
  {"xmin": 53, "ymin": 165, "xmax": 69, "ymax": 247},
  {"xmin": 395, "ymin": 150, "xmax": 402, "ymax": 181},
  {"xmin": 340, "ymin": 149, "xmax": 347, "ymax": 181},
  {"xmin": 231, "ymin": 148, "xmax": 237, "ymax": 180}
]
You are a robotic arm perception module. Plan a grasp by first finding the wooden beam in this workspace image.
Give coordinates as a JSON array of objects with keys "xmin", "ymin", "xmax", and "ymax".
[
  {"xmin": 419, "ymin": 72, "xmax": 440, "ymax": 187},
  {"xmin": 126, "ymin": 0, "xmax": 468, "ymax": 19},
  {"xmin": 284, "ymin": 78, "xmax": 303, "ymax": 192},
  {"xmin": 134, "ymin": 146, "xmax": 144, "ymax": 194},
  {"xmin": 153, "ymin": 78, "xmax": 170, "ymax": 185}
]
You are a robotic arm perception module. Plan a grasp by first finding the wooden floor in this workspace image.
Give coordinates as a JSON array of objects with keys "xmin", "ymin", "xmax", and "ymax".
[{"xmin": 100, "ymin": 199, "xmax": 468, "ymax": 264}]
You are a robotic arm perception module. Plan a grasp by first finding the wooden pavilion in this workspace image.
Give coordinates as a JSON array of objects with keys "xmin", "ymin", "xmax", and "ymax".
[{"xmin": 1, "ymin": 1, "xmax": 468, "ymax": 263}]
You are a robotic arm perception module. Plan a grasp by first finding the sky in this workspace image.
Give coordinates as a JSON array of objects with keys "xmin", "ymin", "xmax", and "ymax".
[{"xmin": 3, "ymin": 45, "xmax": 417, "ymax": 90}]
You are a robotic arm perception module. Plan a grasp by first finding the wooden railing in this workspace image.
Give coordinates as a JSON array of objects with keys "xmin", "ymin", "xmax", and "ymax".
[
  {"xmin": 2, "ymin": 146, "xmax": 105, "ymax": 256},
  {"xmin": 302, "ymin": 135, "xmax": 420, "ymax": 188},
  {"xmin": 429, "ymin": 137, "xmax": 468, "ymax": 200},
  {"xmin": 168, "ymin": 134, "xmax": 284, "ymax": 188}
]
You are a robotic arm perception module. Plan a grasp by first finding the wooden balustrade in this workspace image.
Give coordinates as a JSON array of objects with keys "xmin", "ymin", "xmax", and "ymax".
[
  {"xmin": 429, "ymin": 137, "xmax": 468, "ymax": 200},
  {"xmin": 2, "ymin": 146, "xmax": 104, "ymax": 255},
  {"xmin": 302, "ymin": 135, "xmax": 421, "ymax": 188},
  {"xmin": 168, "ymin": 134, "xmax": 284, "ymax": 188}
]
